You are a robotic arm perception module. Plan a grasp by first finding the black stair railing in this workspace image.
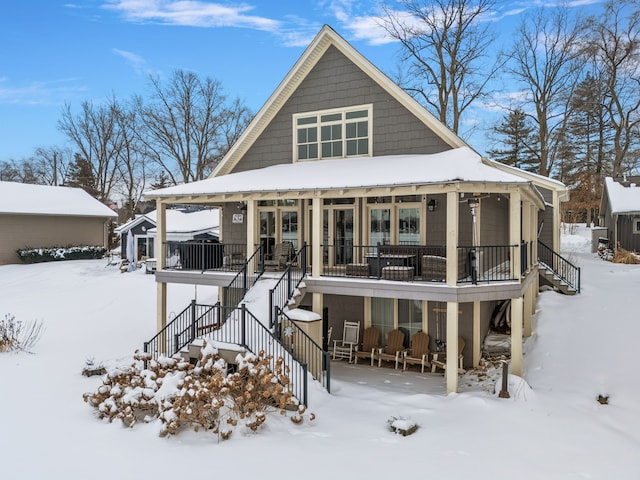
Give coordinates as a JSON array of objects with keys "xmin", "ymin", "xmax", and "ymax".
[
  {"xmin": 274, "ymin": 307, "xmax": 330, "ymax": 394},
  {"xmin": 538, "ymin": 241, "xmax": 581, "ymax": 293},
  {"xmin": 269, "ymin": 244, "xmax": 308, "ymax": 329},
  {"xmin": 222, "ymin": 244, "xmax": 265, "ymax": 313},
  {"xmin": 205, "ymin": 304, "xmax": 311, "ymax": 405},
  {"xmin": 144, "ymin": 300, "xmax": 221, "ymax": 359}
]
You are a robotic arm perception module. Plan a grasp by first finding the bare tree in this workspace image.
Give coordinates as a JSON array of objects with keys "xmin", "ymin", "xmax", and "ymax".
[
  {"xmin": 379, "ymin": 0, "xmax": 500, "ymax": 135},
  {"xmin": 113, "ymin": 103, "xmax": 147, "ymax": 221},
  {"xmin": 507, "ymin": 7, "xmax": 585, "ymax": 177},
  {"xmin": 58, "ymin": 99, "xmax": 124, "ymax": 201},
  {"xmin": 136, "ymin": 70, "xmax": 252, "ymax": 184},
  {"xmin": 33, "ymin": 146, "xmax": 73, "ymax": 186},
  {"xmin": 586, "ymin": 0, "xmax": 640, "ymax": 178}
]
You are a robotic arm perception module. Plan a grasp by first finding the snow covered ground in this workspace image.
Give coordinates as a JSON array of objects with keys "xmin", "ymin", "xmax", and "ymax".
[{"xmin": 1, "ymin": 225, "xmax": 639, "ymax": 479}]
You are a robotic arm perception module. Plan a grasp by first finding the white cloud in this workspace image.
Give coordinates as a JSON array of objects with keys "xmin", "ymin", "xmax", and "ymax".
[
  {"xmin": 0, "ymin": 78, "xmax": 88, "ymax": 106},
  {"xmin": 112, "ymin": 48, "xmax": 156, "ymax": 76},
  {"xmin": 102, "ymin": 0, "xmax": 281, "ymax": 31}
]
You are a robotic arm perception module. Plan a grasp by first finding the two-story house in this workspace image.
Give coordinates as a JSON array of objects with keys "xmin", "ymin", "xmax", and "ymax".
[{"xmin": 143, "ymin": 25, "xmax": 570, "ymax": 396}]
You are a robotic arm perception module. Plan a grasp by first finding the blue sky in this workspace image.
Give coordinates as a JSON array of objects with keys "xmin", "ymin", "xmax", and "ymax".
[{"xmin": 0, "ymin": 0, "xmax": 602, "ymax": 162}]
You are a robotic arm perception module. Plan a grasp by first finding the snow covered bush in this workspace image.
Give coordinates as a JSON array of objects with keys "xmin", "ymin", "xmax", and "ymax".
[
  {"xmin": 0, "ymin": 313, "xmax": 44, "ymax": 353},
  {"xmin": 83, "ymin": 344, "xmax": 315, "ymax": 440},
  {"xmin": 17, "ymin": 245, "xmax": 107, "ymax": 263}
]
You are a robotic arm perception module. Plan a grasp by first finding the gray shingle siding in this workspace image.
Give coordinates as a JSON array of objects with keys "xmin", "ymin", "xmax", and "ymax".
[{"xmin": 231, "ymin": 45, "xmax": 450, "ymax": 174}]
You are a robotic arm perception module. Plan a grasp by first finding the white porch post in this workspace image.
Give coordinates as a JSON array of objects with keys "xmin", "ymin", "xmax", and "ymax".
[
  {"xmin": 511, "ymin": 296, "xmax": 524, "ymax": 376},
  {"xmin": 509, "ymin": 188, "xmax": 521, "ymax": 280},
  {"xmin": 446, "ymin": 191, "xmax": 458, "ymax": 286},
  {"xmin": 312, "ymin": 196, "xmax": 323, "ymax": 314},
  {"xmin": 446, "ymin": 301, "xmax": 459, "ymax": 393},
  {"xmin": 155, "ymin": 201, "xmax": 167, "ymax": 335},
  {"xmin": 473, "ymin": 301, "xmax": 481, "ymax": 367},
  {"xmin": 246, "ymin": 200, "xmax": 255, "ymax": 258}
]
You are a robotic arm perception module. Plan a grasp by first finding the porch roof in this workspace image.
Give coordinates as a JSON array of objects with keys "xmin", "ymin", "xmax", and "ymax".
[{"xmin": 145, "ymin": 147, "xmax": 538, "ymax": 201}]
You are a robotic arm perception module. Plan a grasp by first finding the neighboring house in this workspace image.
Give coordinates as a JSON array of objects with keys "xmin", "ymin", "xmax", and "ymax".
[
  {"xmin": 114, "ymin": 207, "xmax": 220, "ymax": 264},
  {"xmin": 0, "ymin": 181, "xmax": 117, "ymax": 265},
  {"xmin": 143, "ymin": 25, "xmax": 571, "ymax": 394},
  {"xmin": 599, "ymin": 176, "xmax": 640, "ymax": 253}
]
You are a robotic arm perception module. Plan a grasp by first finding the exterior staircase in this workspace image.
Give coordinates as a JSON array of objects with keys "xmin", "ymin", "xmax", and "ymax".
[
  {"xmin": 538, "ymin": 241, "xmax": 580, "ymax": 295},
  {"xmin": 143, "ymin": 244, "xmax": 329, "ymax": 405}
]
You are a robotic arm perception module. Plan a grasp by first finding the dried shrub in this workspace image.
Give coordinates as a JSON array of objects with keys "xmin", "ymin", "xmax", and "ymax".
[
  {"xmin": 83, "ymin": 345, "xmax": 315, "ymax": 440},
  {"xmin": 613, "ymin": 248, "xmax": 640, "ymax": 264},
  {"xmin": 0, "ymin": 314, "xmax": 44, "ymax": 353}
]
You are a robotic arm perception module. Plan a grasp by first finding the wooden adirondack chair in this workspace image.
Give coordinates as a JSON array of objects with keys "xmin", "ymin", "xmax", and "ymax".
[
  {"xmin": 431, "ymin": 336, "xmax": 465, "ymax": 374},
  {"xmin": 354, "ymin": 326, "xmax": 380, "ymax": 366},
  {"xmin": 264, "ymin": 242, "xmax": 294, "ymax": 271},
  {"xmin": 377, "ymin": 329, "xmax": 406, "ymax": 369},
  {"xmin": 402, "ymin": 331, "xmax": 430, "ymax": 373}
]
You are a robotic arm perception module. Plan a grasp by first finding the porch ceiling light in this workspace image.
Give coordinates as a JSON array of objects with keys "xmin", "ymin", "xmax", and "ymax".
[{"xmin": 427, "ymin": 198, "xmax": 437, "ymax": 212}]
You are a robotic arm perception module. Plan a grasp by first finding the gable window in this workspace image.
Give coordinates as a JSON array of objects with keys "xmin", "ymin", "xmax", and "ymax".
[{"xmin": 294, "ymin": 105, "xmax": 372, "ymax": 161}]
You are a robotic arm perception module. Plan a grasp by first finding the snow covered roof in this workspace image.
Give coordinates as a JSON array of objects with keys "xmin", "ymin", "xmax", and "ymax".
[
  {"xmin": 0, "ymin": 181, "xmax": 117, "ymax": 218},
  {"xmin": 146, "ymin": 147, "xmax": 534, "ymax": 199},
  {"xmin": 604, "ymin": 177, "xmax": 640, "ymax": 214},
  {"xmin": 115, "ymin": 208, "xmax": 220, "ymax": 240}
]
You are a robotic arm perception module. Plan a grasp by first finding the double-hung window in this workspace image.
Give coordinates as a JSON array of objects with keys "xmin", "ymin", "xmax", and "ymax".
[{"xmin": 294, "ymin": 105, "xmax": 372, "ymax": 161}]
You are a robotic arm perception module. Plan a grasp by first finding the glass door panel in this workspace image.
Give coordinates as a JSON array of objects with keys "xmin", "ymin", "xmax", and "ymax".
[
  {"xmin": 260, "ymin": 211, "xmax": 276, "ymax": 258},
  {"xmin": 398, "ymin": 207, "xmax": 420, "ymax": 245},
  {"xmin": 333, "ymin": 209, "xmax": 353, "ymax": 265},
  {"xmin": 281, "ymin": 211, "xmax": 298, "ymax": 249},
  {"xmin": 370, "ymin": 208, "xmax": 390, "ymax": 247}
]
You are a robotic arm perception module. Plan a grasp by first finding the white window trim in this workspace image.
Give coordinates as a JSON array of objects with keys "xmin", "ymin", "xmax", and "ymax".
[
  {"xmin": 293, "ymin": 104, "xmax": 373, "ymax": 162},
  {"xmin": 633, "ymin": 217, "xmax": 640, "ymax": 234}
]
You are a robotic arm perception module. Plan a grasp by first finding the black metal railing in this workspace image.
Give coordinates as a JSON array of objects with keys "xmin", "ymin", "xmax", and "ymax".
[
  {"xmin": 269, "ymin": 245, "xmax": 308, "ymax": 328},
  {"xmin": 319, "ymin": 243, "xmax": 518, "ymax": 284},
  {"xmin": 538, "ymin": 241, "xmax": 581, "ymax": 293},
  {"xmin": 222, "ymin": 244, "xmax": 265, "ymax": 313},
  {"xmin": 163, "ymin": 241, "xmax": 247, "ymax": 272},
  {"xmin": 457, "ymin": 245, "xmax": 517, "ymax": 284},
  {"xmin": 274, "ymin": 307, "xmax": 330, "ymax": 394},
  {"xmin": 144, "ymin": 300, "xmax": 220, "ymax": 359},
  {"xmin": 207, "ymin": 304, "xmax": 311, "ymax": 405}
]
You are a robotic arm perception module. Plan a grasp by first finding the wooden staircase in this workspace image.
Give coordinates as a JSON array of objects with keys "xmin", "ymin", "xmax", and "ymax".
[{"xmin": 538, "ymin": 241, "xmax": 581, "ymax": 295}]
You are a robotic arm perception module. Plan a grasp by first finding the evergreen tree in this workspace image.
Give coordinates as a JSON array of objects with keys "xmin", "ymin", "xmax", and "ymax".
[
  {"xmin": 488, "ymin": 109, "xmax": 538, "ymax": 172},
  {"xmin": 67, "ymin": 154, "xmax": 100, "ymax": 199}
]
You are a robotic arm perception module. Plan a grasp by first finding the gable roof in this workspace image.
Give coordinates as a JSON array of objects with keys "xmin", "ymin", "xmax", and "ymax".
[
  {"xmin": 211, "ymin": 25, "xmax": 469, "ymax": 177},
  {"xmin": 0, "ymin": 181, "xmax": 117, "ymax": 218},
  {"xmin": 602, "ymin": 177, "xmax": 640, "ymax": 214},
  {"xmin": 115, "ymin": 208, "xmax": 220, "ymax": 239},
  {"xmin": 146, "ymin": 147, "xmax": 542, "ymax": 204}
]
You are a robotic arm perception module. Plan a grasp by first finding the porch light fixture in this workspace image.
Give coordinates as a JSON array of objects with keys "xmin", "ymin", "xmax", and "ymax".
[
  {"xmin": 237, "ymin": 202, "xmax": 247, "ymax": 215},
  {"xmin": 427, "ymin": 198, "xmax": 437, "ymax": 212}
]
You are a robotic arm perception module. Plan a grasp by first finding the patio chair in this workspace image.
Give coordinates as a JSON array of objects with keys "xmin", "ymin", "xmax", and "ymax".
[
  {"xmin": 402, "ymin": 331, "xmax": 430, "ymax": 373},
  {"xmin": 332, "ymin": 321, "xmax": 360, "ymax": 362},
  {"xmin": 354, "ymin": 326, "xmax": 380, "ymax": 366},
  {"xmin": 377, "ymin": 329, "xmax": 406, "ymax": 369},
  {"xmin": 431, "ymin": 336, "xmax": 465, "ymax": 374},
  {"xmin": 264, "ymin": 242, "xmax": 294, "ymax": 271}
]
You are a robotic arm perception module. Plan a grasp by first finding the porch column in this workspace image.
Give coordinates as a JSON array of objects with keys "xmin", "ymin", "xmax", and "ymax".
[
  {"xmin": 311, "ymin": 196, "xmax": 324, "ymax": 317},
  {"xmin": 246, "ymin": 200, "xmax": 255, "ymax": 258},
  {"xmin": 311, "ymin": 196, "xmax": 322, "ymax": 278},
  {"xmin": 552, "ymin": 190, "xmax": 561, "ymax": 252},
  {"xmin": 155, "ymin": 201, "xmax": 167, "ymax": 334},
  {"xmin": 524, "ymin": 283, "xmax": 533, "ymax": 337},
  {"xmin": 522, "ymin": 200, "xmax": 531, "ymax": 272},
  {"xmin": 473, "ymin": 301, "xmax": 481, "ymax": 367},
  {"xmin": 509, "ymin": 189, "xmax": 521, "ymax": 279},
  {"xmin": 446, "ymin": 191, "xmax": 459, "ymax": 286},
  {"xmin": 511, "ymin": 296, "xmax": 524, "ymax": 376},
  {"xmin": 531, "ymin": 203, "xmax": 539, "ymax": 307},
  {"xmin": 446, "ymin": 301, "xmax": 459, "ymax": 393}
]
